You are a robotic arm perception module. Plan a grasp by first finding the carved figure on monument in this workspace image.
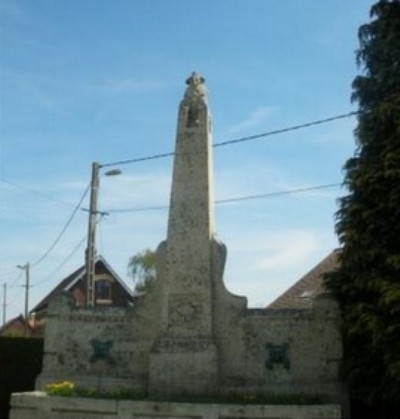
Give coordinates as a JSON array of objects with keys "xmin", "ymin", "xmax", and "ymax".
[
  {"xmin": 183, "ymin": 72, "xmax": 208, "ymax": 104},
  {"xmin": 182, "ymin": 72, "xmax": 208, "ymax": 127}
]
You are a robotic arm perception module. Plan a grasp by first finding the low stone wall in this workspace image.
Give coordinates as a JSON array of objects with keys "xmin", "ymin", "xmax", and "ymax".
[{"xmin": 10, "ymin": 392, "xmax": 341, "ymax": 419}]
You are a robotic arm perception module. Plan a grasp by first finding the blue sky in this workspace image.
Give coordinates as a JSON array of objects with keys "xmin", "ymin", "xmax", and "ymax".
[{"xmin": 1, "ymin": 0, "xmax": 375, "ymax": 321}]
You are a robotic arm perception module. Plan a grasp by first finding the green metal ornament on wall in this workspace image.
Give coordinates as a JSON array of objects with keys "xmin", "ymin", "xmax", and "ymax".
[
  {"xmin": 90, "ymin": 339, "xmax": 115, "ymax": 365},
  {"xmin": 265, "ymin": 343, "xmax": 290, "ymax": 370}
]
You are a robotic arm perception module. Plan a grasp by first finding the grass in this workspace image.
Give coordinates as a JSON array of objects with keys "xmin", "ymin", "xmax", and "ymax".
[{"xmin": 45, "ymin": 382, "xmax": 325, "ymax": 405}]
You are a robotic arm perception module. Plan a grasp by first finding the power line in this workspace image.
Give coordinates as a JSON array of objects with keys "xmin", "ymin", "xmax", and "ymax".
[
  {"xmin": 0, "ymin": 181, "xmax": 88, "ymax": 275},
  {"xmin": 214, "ymin": 112, "xmax": 358, "ymax": 148},
  {"xmin": 107, "ymin": 204, "xmax": 167, "ymax": 213},
  {"xmin": 0, "ymin": 178, "xmax": 76, "ymax": 208},
  {"xmin": 32, "ymin": 183, "xmax": 90, "ymax": 267},
  {"xmin": 101, "ymin": 111, "xmax": 358, "ymax": 168},
  {"xmin": 0, "ymin": 112, "xmax": 356, "ymax": 214},
  {"xmin": 101, "ymin": 151, "xmax": 174, "ymax": 168},
  {"xmin": 104, "ymin": 182, "xmax": 342, "ymax": 214},
  {"xmin": 33, "ymin": 235, "xmax": 87, "ymax": 286},
  {"xmin": 1, "ymin": 112, "xmax": 354, "ymax": 289},
  {"xmin": 215, "ymin": 183, "xmax": 341, "ymax": 204},
  {"xmin": 0, "ymin": 267, "xmax": 20, "ymax": 278},
  {"xmin": 7, "ymin": 271, "xmax": 23, "ymax": 288}
]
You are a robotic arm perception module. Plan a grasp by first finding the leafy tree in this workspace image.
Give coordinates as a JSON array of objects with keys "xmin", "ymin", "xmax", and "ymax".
[
  {"xmin": 127, "ymin": 248, "xmax": 157, "ymax": 293},
  {"xmin": 325, "ymin": 0, "xmax": 400, "ymax": 411}
]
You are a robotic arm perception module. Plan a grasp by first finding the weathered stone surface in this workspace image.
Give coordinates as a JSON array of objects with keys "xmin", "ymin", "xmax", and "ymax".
[
  {"xmin": 10, "ymin": 392, "xmax": 341, "ymax": 419},
  {"xmin": 32, "ymin": 73, "xmax": 346, "ymax": 414},
  {"xmin": 148, "ymin": 71, "xmax": 223, "ymax": 396}
]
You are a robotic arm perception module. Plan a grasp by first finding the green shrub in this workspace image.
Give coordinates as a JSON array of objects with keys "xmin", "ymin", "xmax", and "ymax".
[{"xmin": 46, "ymin": 381, "xmax": 76, "ymax": 397}]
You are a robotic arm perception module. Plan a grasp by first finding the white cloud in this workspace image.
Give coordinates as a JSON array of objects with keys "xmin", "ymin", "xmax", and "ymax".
[
  {"xmin": 215, "ymin": 165, "xmax": 293, "ymax": 200},
  {"xmin": 100, "ymin": 171, "xmax": 171, "ymax": 210},
  {"xmin": 228, "ymin": 106, "xmax": 275, "ymax": 134},
  {"xmin": 1, "ymin": 161, "xmax": 338, "ymax": 317},
  {"xmin": 224, "ymin": 228, "xmax": 318, "ymax": 263},
  {"xmin": 221, "ymin": 228, "xmax": 332, "ymax": 307},
  {"xmin": 254, "ymin": 230, "xmax": 319, "ymax": 270},
  {"xmin": 215, "ymin": 164, "xmax": 339, "ymax": 204}
]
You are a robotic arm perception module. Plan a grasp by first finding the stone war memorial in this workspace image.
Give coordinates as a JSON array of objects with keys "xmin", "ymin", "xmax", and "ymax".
[{"xmin": 10, "ymin": 73, "xmax": 347, "ymax": 419}]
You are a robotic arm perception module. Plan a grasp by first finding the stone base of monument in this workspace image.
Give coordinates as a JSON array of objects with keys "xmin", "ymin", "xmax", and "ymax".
[
  {"xmin": 149, "ymin": 338, "xmax": 218, "ymax": 398},
  {"xmin": 9, "ymin": 392, "xmax": 341, "ymax": 419}
]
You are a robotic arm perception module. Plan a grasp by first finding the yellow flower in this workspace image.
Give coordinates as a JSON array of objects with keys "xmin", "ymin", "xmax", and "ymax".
[{"xmin": 46, "ymin": 381, "xmax": 75, "ymax": 396}]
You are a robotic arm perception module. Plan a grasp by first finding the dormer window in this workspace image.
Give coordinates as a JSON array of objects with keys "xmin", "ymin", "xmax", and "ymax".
[{"xmin": 95, "ymin": 279, "xmax": 112, "ymax": 304}]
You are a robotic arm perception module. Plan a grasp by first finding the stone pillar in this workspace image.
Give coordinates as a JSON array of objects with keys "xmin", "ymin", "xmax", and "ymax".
[{"xmin": 149, "ymin": 73, "xmax": 221, "ymax": 398}]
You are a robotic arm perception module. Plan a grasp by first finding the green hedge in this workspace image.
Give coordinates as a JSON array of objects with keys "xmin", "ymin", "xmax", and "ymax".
[{"xmin": 0, "ymin": 337, "xmax": 43, "ymax": 419}]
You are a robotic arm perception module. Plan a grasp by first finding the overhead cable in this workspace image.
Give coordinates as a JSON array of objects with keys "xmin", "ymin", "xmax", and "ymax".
[
  {"xmin": 7, "ymin": 271, "xmax": 23, "ymax": 288},
  {"xmin": 104, "ymin": 182, "xmax": 342, "ymax": 214},
  {"xmin": 0, "ymin": 178, "xmax": 76, "ymax": 207},
  {"xmin": 214, "ymin": 112, "xmax": 358, "ymax": 148},
  {"xmin": 215, "ymin": 183, "xmax": 341, "ymax": 204},
  {"xmin": 101, "ymin": 111, "xmax": 358, "ymax": 168},
  {"xmin": 32, "ymin": 184, "xmax": 90, "ymax": 267},
  {"xmin": 33, "ymin": 235, "xmax": 87, "ymax": 286}
]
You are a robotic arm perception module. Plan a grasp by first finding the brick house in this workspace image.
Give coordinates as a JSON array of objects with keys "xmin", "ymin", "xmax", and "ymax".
[
  {"xmin": 0, "ymin": 315, "xmax": 37, "ymax": 338},
  {"xmin": 28, "ymin": 255, "xmax": 133, "ymax": 336}
]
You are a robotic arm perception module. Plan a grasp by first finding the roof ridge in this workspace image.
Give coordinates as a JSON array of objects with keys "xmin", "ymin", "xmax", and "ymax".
[{"xmin": 267, "ymin": 250, "xmax": 339, "ymax": 309}]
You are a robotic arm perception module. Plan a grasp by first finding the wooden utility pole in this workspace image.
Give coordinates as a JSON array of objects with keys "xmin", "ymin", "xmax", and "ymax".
[
  {"xmin": 85, "ymin": 162, "xmax": 121, "ymax": 306},
  {"xmin": 2, "ymin": 282, "xmax": 6, "ymax": 325},
  {"xmin": 86, "ymin": 162, "xmax": 100, "ymax": 307},
  {"xmin": 17, "ymin": 263, "xmax": 30, "ymax": 336}
]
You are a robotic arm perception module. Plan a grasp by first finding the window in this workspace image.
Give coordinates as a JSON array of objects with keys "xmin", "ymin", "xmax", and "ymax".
[{"xmin": 95, "ymin": 279, "xmax": 111, "ymax": 303}]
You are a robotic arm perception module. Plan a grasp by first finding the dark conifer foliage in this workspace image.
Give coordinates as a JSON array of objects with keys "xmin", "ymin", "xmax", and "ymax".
[{"xmin": 325, "ymin": 0, "xmax": 400, "ymax": 410}]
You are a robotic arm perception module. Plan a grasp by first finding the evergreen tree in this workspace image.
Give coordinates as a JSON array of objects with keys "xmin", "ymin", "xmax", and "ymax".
[{"xmin": 325, "ymin": 0, "xmax": 400, "ymax": 410}]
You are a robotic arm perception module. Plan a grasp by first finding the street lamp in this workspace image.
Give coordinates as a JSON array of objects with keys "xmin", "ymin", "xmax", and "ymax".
[{"xmin": 86, "ymin": 162, "xmax": 121, "ymax": 306}]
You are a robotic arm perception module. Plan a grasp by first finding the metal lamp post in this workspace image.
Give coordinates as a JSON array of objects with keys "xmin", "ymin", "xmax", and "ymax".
[{"xmin": 86, "ymin": 162, "xmax": 121, "ymax": 306}]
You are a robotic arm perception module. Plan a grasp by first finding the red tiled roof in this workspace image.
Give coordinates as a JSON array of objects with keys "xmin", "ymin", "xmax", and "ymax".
[
  {"xmin": 0, "ymin": 314, "xmax": 28, "ymax": 334},
  {"xmin": 267, "ymin": 249, "xmax": 339, "ymax": 309},
  {"xmin": 30, "ymin": 255, "xmax": 132, "ymax": 314},
  {"xmin": 31, "ymin": 265, "xmax": 86, "ymax": 314}
]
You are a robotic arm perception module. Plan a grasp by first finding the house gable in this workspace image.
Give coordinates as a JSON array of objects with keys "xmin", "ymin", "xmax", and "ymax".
[
  {"xmin": 30, "ymin": 255, "xmax": 133, "ymax": 317},
  {"xmin": 267, "ymin": 250, "xmax": 339, "ymax": 309}
]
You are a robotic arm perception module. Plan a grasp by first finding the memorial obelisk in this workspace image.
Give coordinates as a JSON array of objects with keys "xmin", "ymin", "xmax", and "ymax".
[{"xmin": 149, "ymin": 73, "xmax": 224, "ymax": 397}]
